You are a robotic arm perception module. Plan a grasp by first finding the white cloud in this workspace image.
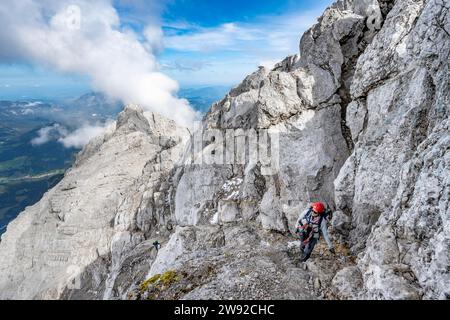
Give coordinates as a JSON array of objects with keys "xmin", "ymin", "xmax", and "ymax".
[
  {"xmin": 144, "ymin": 25, "xmax": 164, "ymax": 54},
  {"xmin": 160, "ymin": 8, "xmax": 327, "ymax": 87},
  {"xmin": 160, "ymin": 60, "xmax": 208, "ymax": 72},
  {"xmin": 164, "ymin": 23, "xmax": 260, "ymax": 52},
  {"xmin": 31, "ymin": 126, "xmax": 53, "ymax": 146},
  {"xmin": 31, "ymin": 124, "xmax": 68, "ymax": 146},
  {"xmin": 0, "ymin": 0, "xmax": 199, "ymax": 127},
  {"xmin": 24, "ymin": 101, "xmax": 43, "ymax": 107},
  {"xmin": 58, "ymin": 123, "xmax": 109, "ymax": 149},
  {"xmin": 22, "ymin": 109, "xmax": 35, "ymax": 115},
  {"xmin": 163, "ymin": 9, "xmax": 324, "ymax": 56},
  {"xmin": 31, "ymin": 122, "xmax": 110, "ymax": 149}
]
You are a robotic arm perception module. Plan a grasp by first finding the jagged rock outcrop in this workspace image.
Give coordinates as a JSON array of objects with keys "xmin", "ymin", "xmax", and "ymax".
[{"xmin": 0, "ymin": 0, "xmax": 448, "ymax": 300}]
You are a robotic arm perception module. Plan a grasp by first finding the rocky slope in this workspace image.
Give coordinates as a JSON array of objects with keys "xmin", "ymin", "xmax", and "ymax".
[{"xmin": 0, "ymin": 0, "xmax": 448, "ymax": 300}]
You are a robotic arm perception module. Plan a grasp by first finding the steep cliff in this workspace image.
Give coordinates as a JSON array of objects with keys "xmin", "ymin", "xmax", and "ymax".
[
  {"xmin": 0, "ymin": 0, "xmax": 448, "ymax": 300},
  {"xmin": 0, "ymin": 105, "xmax": 189, "ymax": 299},
  {"xmin": 333, "ymin": 0, "xmax": 449, "ymax": 299}
]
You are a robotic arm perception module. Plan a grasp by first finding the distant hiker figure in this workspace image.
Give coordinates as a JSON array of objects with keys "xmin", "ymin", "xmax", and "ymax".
[
  {"xmin": 153, "ymin": 241, "xmax": 161, "ymax": 252},
  {"xmin": 295, "ymin": 202, "xmax": 335, "ymax": 262}
]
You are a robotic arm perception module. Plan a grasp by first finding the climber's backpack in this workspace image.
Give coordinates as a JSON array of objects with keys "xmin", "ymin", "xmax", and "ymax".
[
  {"xmin": 299, "ymin": 206, "xmax": 333, "ymax": 238},
  {"xmin": 299, "ymin": 209, "xmax": 322, "ymax": 239}
]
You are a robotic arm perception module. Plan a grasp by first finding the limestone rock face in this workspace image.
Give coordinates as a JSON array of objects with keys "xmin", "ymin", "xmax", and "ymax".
[
  {"xmin": 146, "ymin": 0, "xmax": 449, "ymax": 300},
  {"xmin": 332, "ymin": 0, "xmax": 450, "ymax": 299},
  {"xmin": 172, "ymin": 0, "xmax": 379, "ymax": 237},
  {"xmin": 0, "ymin": 0, "xmax": 448, "ymax": 300},
  {"xmin": 0, "ymin": 105, "xmax": 189, "ymax": 299},
  {"xmin": 133, "ymin": 0, "xmax": 387, "ymax": 300}
]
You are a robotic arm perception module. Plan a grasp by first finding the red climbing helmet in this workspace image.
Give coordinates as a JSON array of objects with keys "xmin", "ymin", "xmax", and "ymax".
[{"xmin": 312, "ymin": 202, "xmax": 325, "ymax": 214}]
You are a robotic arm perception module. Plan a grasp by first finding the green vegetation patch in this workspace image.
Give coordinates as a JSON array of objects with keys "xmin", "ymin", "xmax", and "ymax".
[
  {"xmin": 140, "ymin": 270, "xmax": 180, "ymax": 292},
  {"xmin": 140, "ymin": 274, "xmax": 162, "ymax": 292},
  {"xmin": 133, "ymin": 264, "xmax": 218, "ymax": 300},
  {"xmin": 139, "ymin": 270, "xmax": 180, "ymax": 299}
]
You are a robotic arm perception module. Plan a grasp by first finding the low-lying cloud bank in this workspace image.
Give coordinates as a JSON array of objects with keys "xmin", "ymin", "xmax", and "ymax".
[
  {"xmin": 0, "ymin": 0, "xmax": 199, "ymax": 128},
  {"xmin": 31, "ymin": 124, "xmax": 68, "ymax": 146},
  {"xmin": 32, "ymin": 122, "xmax": 112, "ymax": 149},
  {"xmin": 58, "ymin": 123, "xmax": 111, "ymax": 149}
]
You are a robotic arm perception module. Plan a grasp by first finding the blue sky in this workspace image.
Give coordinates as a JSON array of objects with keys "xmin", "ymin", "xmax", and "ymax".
[
  {"xmin": 0, "ymin": 64, "xmax": 90, "ymax": 101},
  {"xmin": 0, "ymin": 0, "xmax": 332, "ymax": 100}
]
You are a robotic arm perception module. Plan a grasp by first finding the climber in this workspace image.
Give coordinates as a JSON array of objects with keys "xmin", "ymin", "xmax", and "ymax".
[
  {"xmin": 153, "ymin": 241, "xmax": 161, "ymax": 252},
  {"xmin": 295, "ymin": 202, "xmax": 335, "ymax": 262}
]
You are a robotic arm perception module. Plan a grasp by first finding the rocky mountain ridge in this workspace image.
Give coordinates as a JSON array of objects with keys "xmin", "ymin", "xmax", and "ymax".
[{"xmin": 0, "ymin": 0, "xmax": 448, "ymax": 300}]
